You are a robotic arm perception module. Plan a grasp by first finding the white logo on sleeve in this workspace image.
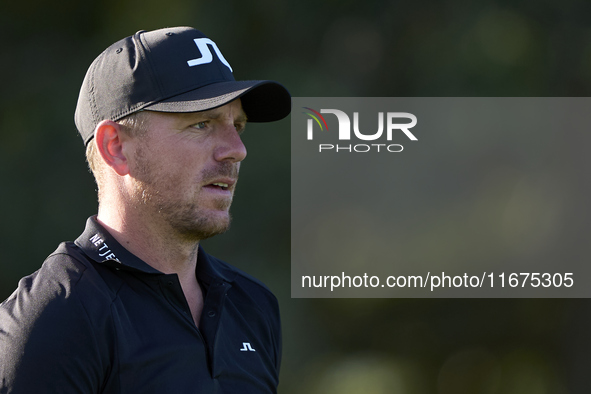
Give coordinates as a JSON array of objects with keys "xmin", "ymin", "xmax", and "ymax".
[
  {"xmin": 187, "ymin": 38, "xmax": 233, "ymax": 72},
  {"xmin": 239, "ymin": 342, "xmax": 256, "ymax": 352}
]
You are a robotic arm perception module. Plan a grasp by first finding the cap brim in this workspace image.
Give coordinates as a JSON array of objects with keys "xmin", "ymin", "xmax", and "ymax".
[{"xmin": 144, "ymin": 80, "xmax": 291, "ymax": 122}]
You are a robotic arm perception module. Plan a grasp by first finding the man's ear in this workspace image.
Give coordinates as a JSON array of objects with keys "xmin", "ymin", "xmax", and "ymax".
[{"xmin": 94, "ymin": 120, "xmax": 131, "ymax": 176}]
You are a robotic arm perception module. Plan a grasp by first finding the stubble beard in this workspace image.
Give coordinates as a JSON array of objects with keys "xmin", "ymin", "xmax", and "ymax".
[{"xmin": 130, "ymin": 144, "xmax": 236, "ymax": 241}]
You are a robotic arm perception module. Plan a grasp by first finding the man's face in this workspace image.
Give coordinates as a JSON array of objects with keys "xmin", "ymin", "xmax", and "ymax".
[{"xmin": 127, "ymin": 99, "xmax": 247, "ymax": 240}]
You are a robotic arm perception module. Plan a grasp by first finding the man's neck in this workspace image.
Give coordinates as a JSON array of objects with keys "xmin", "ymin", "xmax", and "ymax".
[
  {"xmin": 97, "ymin": 207, "xmax": 204, "ymax": 326},
  {"xmin": 96, "ymin": 207, "xmax": 200, "ymax": 277}
]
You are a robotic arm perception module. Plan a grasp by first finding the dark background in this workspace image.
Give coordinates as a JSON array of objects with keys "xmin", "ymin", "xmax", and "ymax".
[{"xmin": 2, "ymin": 0, "xmax": 591, "ymax": 392}]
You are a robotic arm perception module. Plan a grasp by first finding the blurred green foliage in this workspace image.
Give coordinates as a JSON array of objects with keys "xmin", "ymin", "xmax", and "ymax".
[{"xmin": 1, "ymin": 0, "xmax": 591, "ymax": 393}]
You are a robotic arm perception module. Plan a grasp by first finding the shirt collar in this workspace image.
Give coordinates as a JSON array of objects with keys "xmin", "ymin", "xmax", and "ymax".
[
  {"xmin": 75, "ymin": 216, "xmax": 236, "ymax": 284},
  {"xmin": 75, "ymin": 216, "xmax": 161, "ymax": 274},
  {"xmin": 195, "ymin": 245, "xmax": 237, "ymax": 285}
]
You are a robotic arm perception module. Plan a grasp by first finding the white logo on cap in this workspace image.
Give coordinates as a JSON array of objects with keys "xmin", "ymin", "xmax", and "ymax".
[{"xmin": 187, "ymin": 38, "xmax": 233, "ymax": 72}]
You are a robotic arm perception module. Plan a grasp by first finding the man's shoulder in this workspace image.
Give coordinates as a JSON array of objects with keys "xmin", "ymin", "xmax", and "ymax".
[
  {"xmin": 0, "ymin": 242, "xmax": 117, "ymax": 392},
  {"xmin": 1, "ymin": 241, "xmax": 120, "ymax": 328},
  {"xmin": 34, "ymin": 241, "xmax": 120, "ymax": 299}
]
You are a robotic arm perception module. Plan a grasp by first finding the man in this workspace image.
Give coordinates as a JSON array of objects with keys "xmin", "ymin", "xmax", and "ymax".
[{"xmin": 0, "ymin": 27, "xmax": 291, "ymax": 393}]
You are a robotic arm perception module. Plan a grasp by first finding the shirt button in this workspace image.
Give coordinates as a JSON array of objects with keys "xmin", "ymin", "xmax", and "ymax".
[{"xmin": 208, "ymin": 311, "xmax": 216, "ymax": 317}]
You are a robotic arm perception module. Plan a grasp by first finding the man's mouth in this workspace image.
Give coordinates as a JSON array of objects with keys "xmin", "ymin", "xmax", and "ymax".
[
  {"xmin": 204, "ymin": 178, "xmax": 235, "ymax": 193},
  {"xmin": 211, "ymin": 182, "xmax": 229, "ymax": 191}
]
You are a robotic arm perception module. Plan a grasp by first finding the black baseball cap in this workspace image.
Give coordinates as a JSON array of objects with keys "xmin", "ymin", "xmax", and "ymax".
[{"xmin": 75, "ymin": 26, "xmax": 291, "ymax": 145}]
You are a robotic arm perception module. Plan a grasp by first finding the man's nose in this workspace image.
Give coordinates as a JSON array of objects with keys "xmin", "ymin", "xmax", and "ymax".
[{"xmin": 214, "ymin": 124, "xmax": 247, "ymax": 163}]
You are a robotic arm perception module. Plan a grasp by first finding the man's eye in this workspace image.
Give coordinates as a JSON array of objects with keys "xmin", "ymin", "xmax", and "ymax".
[
  {"xmin": 235, "ymin": 123, "xmax": 246, "ymax": 133},
  {"xmin": 192, "ymin": 121, "xmax": 207, "ymax": 129}
]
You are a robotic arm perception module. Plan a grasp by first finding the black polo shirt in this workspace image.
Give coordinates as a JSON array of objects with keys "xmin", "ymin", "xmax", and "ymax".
[{"xmin": 0, "ymin": 216, "xmax": 281, "ymax": 393}]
